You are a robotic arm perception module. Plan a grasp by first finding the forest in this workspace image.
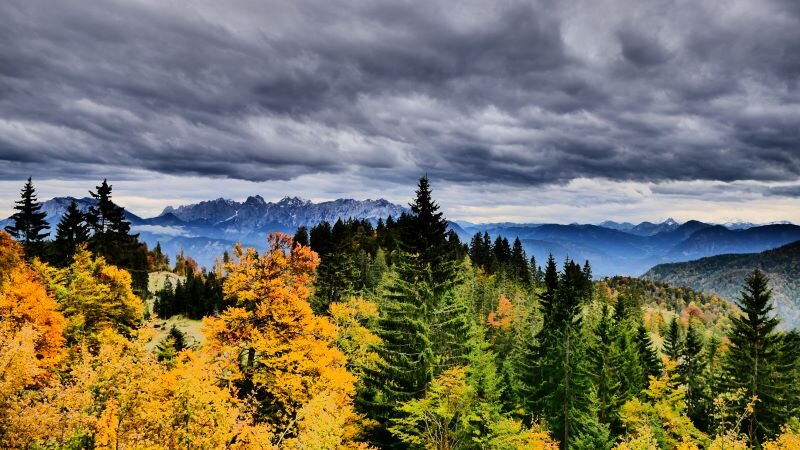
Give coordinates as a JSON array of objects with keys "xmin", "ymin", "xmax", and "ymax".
[{"xmin": 2, "ymin": 176, "xmax": 800, "ymax": 450}]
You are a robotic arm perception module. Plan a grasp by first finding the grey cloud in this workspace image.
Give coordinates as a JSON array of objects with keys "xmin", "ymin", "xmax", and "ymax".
[
  {"xmin": 0, "ymin": 0, "xmax": 798, "ymax": 193},
  {"xmin": 767, "ymin": 185, "xmax": 800, "ymax": 197}
]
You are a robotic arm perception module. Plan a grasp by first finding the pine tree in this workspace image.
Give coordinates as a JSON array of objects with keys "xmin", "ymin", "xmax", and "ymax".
[
  {"xmin": 365, "ymin": 176, "xmax": 466, "ymax": 448},
  {"xmin": 511, "ymin": 237, "xmax": 530, "ymax": 286},
  {"xmin": 723, "ymin": 269, "xmax": 796, "ymax": 446},
  {"xmin": 293, "ymin": 225, "xmax": 310, "ymax": 247},
  {"xmin": 589, "ymin": 305, "xmax": 623, "ymax": 427},
  {"xmin": 4, "ymin": 177, "xmax": 50, "ymax": 257},
  {"xmin": 663, "ymin": 317, "xmax": 683, "ymax": 361},
  {"xmin": 524, "ymin": 259, "xmax": 597, "ymax": 448},
  {"xmin": 365, "ymin": 252, "xmax": 439, "ymax": 448},
  {"xmin": 155, "ymin": 325, "xmax": 189, "ymax": 364},
  {"xmin": 680, "ymin": 323, "xmax": 708, "ymax": 430},
  {"xmin": 539, "ymin": 254, "xmax": 559, "ymax": 322},
  {"xmin": 52, "ymin": 200, "xmax": 89, "ymax": 265},
  {"xmin": 636, "ymin": 324, "xmax": 661, "ymax": 380},
  {"xmin": 86, "ymin": 179, "xmax": 132, "ymax": 240},
  {"xmin": 85, "ymin": 179, "xmax": 147, "ymax": 294},
  {"xmin": 469, "ymin": 232, "xmax": 490, "ymax": 270}
]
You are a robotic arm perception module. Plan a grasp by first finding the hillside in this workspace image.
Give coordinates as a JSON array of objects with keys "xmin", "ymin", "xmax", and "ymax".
[
  {"xmin": 643, "ymin": 241, "xmax": 800, "ymax": 328},
  {"xmin": 600, "ymin": 276, "xmax": 738, "ymax": 335}
]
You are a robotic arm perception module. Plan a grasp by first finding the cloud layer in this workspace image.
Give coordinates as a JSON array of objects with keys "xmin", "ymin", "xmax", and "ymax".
[{"xmin": 0, "ymin": 0, "xmax": 799, "ymax": 219}]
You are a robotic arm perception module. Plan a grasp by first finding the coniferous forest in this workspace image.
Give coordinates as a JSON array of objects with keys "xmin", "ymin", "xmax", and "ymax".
[{"xmin": 2, "ymin": 176, "xmax": 800, "ymax": 450}]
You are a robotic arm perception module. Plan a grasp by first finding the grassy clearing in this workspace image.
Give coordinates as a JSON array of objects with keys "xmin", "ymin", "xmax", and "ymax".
[{"xmin": 145, "ymin": 315, "xmax": 206, "ymax": 351}]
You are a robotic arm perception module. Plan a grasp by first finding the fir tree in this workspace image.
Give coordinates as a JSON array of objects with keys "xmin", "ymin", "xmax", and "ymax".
[
  {"xmin": 293, "ymin": 225, "xmax": 309, "ymax": 247},
  {"xmin": 510, "ymin": 237, "xmax": 530, "ymax": 285},
  {"xmin": 723, "ymin": 269, "xmax": 796, "ymax": 446},
  {"xmin": 524, "ymin": 259, "xmax": 598, "ymax": 448},
  {"xmin": 589, "ymin": 305, "xmax": 623, "ymax": 427},
  {"xmin": 365, "ymin": 177, "xmax": 466, "ymax": 448},
  {"xmin": 155, "ymin": 325, "xmax": 189, "ymax": 365},
  {"xmin": 4, "ymin": 177, "xmax": 50, "ymax": 257},
  {"xmin": 663, "ymin": 317, "xmax": 683, "ymax": 361},
  {"xmin": 52, "ymin": 200, "xmax": 89, "ymax": 265},
  {"xmin": 680, "ymin": 324, "xmax": 708, "ymax": 430},
  {"xmin": 85, "ymin": 179, "xmax": 147, "ymax": 293},
  {"xmin": 636, "ymin": 324, "xmax": 661, "ymax": 379}
]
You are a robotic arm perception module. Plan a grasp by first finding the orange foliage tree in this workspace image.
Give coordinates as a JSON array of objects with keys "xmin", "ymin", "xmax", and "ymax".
[
  {"xmin": 0, "ymin": 233, "xmax": 66, "ymax": 441},
  {"xmin": 204, "ymin": 232, "xmax": 364, "ymax": 446}
]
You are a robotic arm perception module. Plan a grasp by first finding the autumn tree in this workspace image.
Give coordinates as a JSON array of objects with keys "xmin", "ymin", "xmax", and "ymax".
[
  {"xmin": 616, "ymin": 359, "xmax": 706, "ymax": 449},
  {"xmin": 4, "ymin": 336, "xmax": 251, "ymax": 449},
  {"xmin": 0, "ymin": 236, "xmax": 66, "ymax": 438},
  {"xmin": 36, "ymin": 245, "xmax": 144, "ymax": 347},
  {"xmin": 390, "ymin": 364, "xmax": 560, "ymax": 450},
  {"xmin": 204, "ymin": 233, "xmax": 364, "ymax": 446}
]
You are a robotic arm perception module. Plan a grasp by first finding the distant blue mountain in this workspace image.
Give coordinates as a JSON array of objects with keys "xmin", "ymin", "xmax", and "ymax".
[
  {"xmin": 3, "ymin": 197, "xmax": 797, "ymax": 276},
  {"xmin": 462, "ymin": 219, "xmax": 800, "ymax": 277}
]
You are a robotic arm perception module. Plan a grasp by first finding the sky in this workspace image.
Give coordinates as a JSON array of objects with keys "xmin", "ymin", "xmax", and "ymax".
[{"xmin": 1, "ymin": 0, "xmax": 799, "ymax": 224}]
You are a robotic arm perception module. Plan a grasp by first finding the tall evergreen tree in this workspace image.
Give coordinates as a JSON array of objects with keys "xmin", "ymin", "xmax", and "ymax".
[
  {"xmin": 663, "ymin": 317, "xmax": 683, "ymax": 361},
  {"xmin": 636, "ymin": 324, "xmax": 661, "ymax": 380},
  {"xmin": 52, "ymin": 200, "xmax": 89, "ymax": 265},
  {"xmin": 589, "ymin": 305, "xmax": 623, "ymax": 427},
  {"xmin": 723, "ymin": 269, "xmax": 796, "ymax": 446},
  {"xmin": 292, "ymin": 225, "xmax": 309, "ymax": 247},
  {"xmin": 365, "ymin": 176, "xmax": 466, "ymax": 448},
  {"xmin": 510, "ymin": 237, "xmax": 530, "ymax": 285},
  {"xmin": 680, "ymin": 323, "xmax": 709, "ymax": 431},
  {"xmin": 524, "ymin": 259, "xmax": 600, "ymax": 448},
  {"xmin": 85, "ymin": 179, "xmax": 147, "ymax": 293},
  {"xmin": 4, "ymin": 177, "xmax": 49, "ymax": 257}
]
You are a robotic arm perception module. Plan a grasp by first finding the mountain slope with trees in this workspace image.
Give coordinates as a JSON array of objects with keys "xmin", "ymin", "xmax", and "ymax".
[{"xmin": 643, "ymin": 241, "xmax": 800, "ymax": 328}]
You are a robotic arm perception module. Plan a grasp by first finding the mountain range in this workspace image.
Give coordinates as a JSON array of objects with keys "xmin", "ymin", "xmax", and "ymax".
[
  {"xmin": 2, "ymin": 196, "xmax": 799, "ymax": 278},
  {"xmin": 459, "ymin": 220, "xmax": 800, "ymax": 277},
  {"xmin": 643, "ymin": 241, "xmax": 800, "ymax": 329}
]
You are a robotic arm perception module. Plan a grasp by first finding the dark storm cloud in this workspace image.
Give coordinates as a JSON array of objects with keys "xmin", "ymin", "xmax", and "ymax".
[
  {"xmin": 0, "ymin": 0, "xmax": 799, "ymax": 192},
  {"xmin": 768, "ymin": 185, "xmax": 800, "ymax": 198}
]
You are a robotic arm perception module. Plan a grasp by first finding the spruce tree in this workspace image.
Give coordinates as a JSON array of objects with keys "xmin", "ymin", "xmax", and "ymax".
[
  {"xmin": 636, "ymin": 324, "xmax": 661, "ymax": 379},
  {"xmin": 524, "ymin": 259, "xmax": 599, "ymax": 448},
  {"xmin": 85, "ymin": 179, "xmax": 147, "ymax": 294},
  {"xmin": 723, "ymin": 269, "xmax": 796, "ymax": 446},
  {"xmin": 53, "ymin": 200, "xmax": 89, "ymax": 265},
  {"xmin": 365, "ymin": 176, "xmax": 466, "ymax": 448},
  {"xmin": 4, "ymin": 177, "xmax": 50, "ymax": 257},
  {"xmin": 510, "ymin": 237, "xmax": 530, "ymax": 285},
  {"xmin": 589, "ymin": 305, "xmax": 623, "ymax": 427},
  {"xmin": 292, "ymin": 225, "xmax": 309, "ymax": 247},
  {"xmin": 663, "ymin": 317, "xmax": 683, "ymax": 361},
  {"xmin": 680, "ymin": 324, "xmax": 708, "ymax": 430}
]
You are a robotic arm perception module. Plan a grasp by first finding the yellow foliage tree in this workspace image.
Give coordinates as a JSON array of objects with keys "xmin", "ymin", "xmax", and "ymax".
[
  {"xmin": 36, "ymin": 245, "xmax": 143, "ymax": 347},
  {"xmin": 487, "ymin": 294, "xmax": 514, "ymax": 331},
  {"xmin": 329, "ymin": 296, "xmax": 381, "ymax": 382},
  {"xmin": 0, "ymin": 266, "xmax": 65, "ymax": 380},
  {"xmin": 764, "ymin": 422, "xmax": 800, "ymax": 450},
  {"xmin": 0, "ymin": 231, "xmax": 23, "ymax": 279},
  {"xmin": 4, "ymin": 333, "xmax": 255, "ymax": 449},
  {"xmin": 390, "ymin": 366, "xmax": 559, "ymax": 450},
  {"xmin": 204, "ymin": 233, "xmax": 363, "ymax": 445},
  {"xmin": 616, "ymin": 359, "xmax": 706, "ymax": 450}
]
